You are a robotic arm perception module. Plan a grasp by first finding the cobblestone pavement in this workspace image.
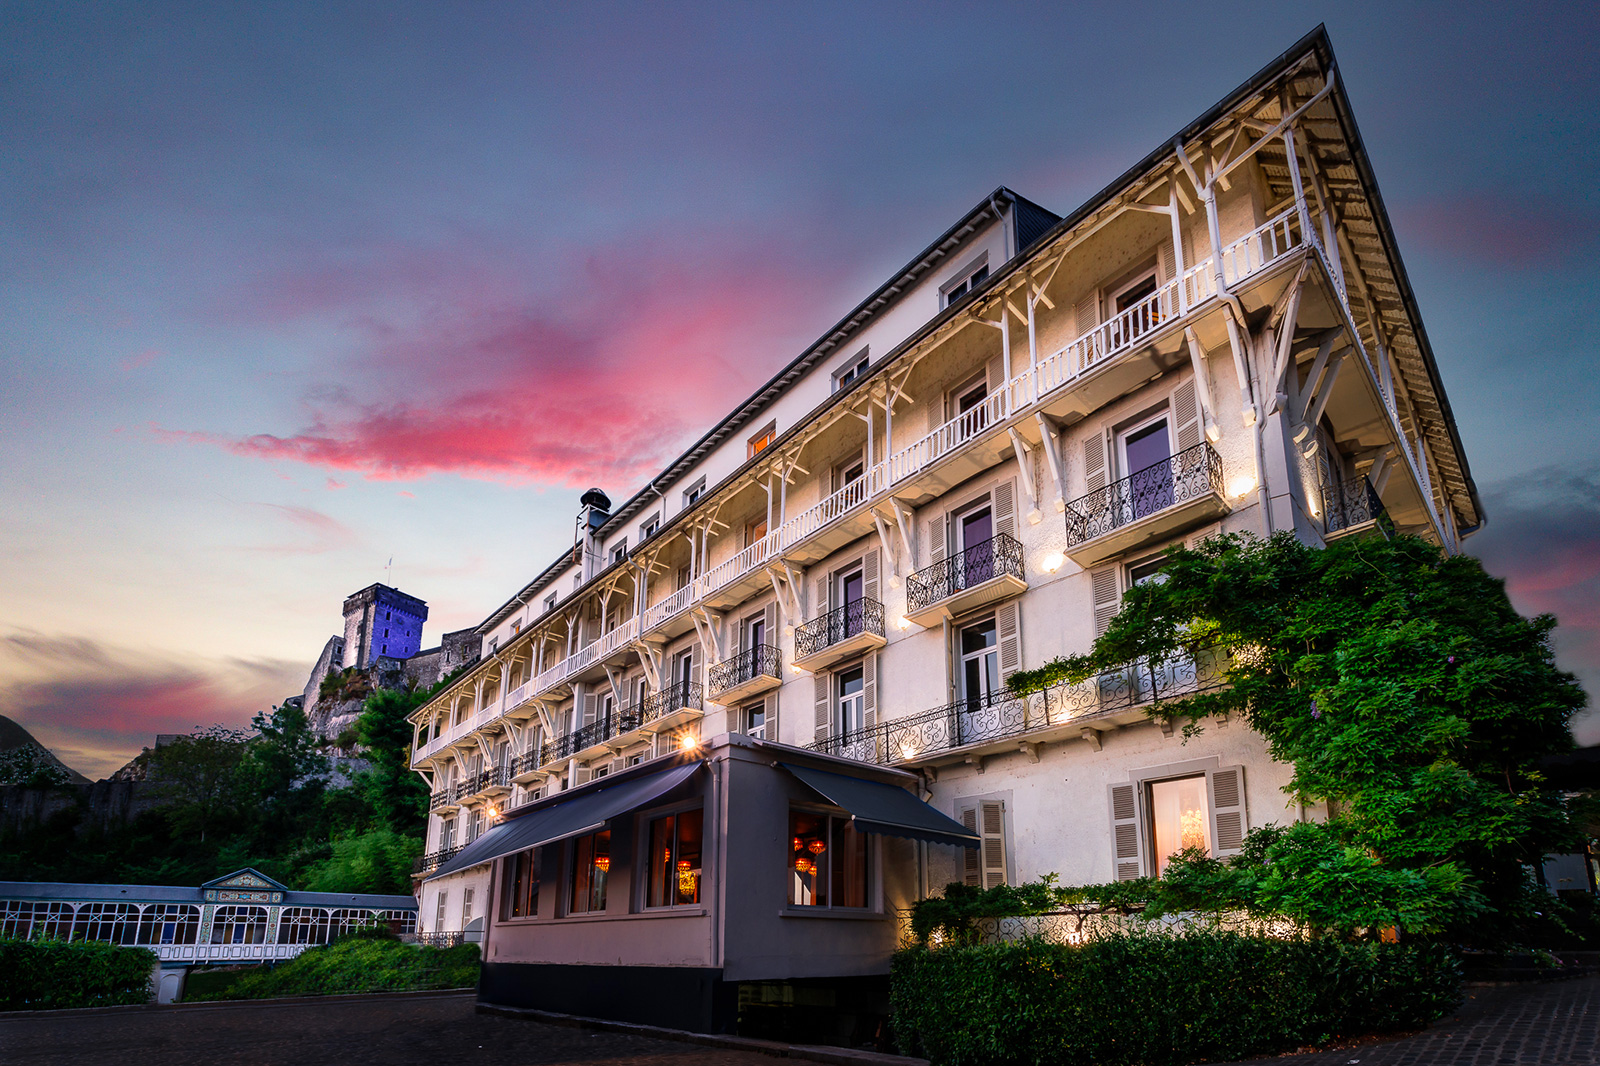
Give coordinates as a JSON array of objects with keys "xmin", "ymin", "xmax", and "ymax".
[
  {"xmin": 1228, "ymin": 977, "xmax": 1600, "ymax": 1066},
  {"xmin": 0, "ymin": 992, "xmax": 785, "ymax": 1066}
]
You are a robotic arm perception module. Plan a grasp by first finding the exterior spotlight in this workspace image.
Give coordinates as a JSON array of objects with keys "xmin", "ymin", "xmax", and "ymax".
[
  {"xmin": 486, "ymin": 805, "xmax": 498, "ymax": 818},
  {"xmin": 897, "ymin": 615, "xmax": 910, "ymax": 630},
  {"xmin": 679, "ymin": 733, "xmax": 700, "ymax": 753},
  {"xmin": 1227, "ymin": 475, "xmax": 1258, "ymax": 499},
  {"xmin": 1041, "ymin": 552, "xmax": 1064, "ymax": 574}
]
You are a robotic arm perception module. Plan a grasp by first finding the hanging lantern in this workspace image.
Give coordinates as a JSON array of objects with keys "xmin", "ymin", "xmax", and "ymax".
[
  {"xmin": 794, "ymin": 856, "xmax": 814, "ymax": 874},
  {"xmin": 807, "ymin": 838, "xmax": 827, "ymax": 855},
  {"xmin": 594, "ymin": 855, "xmax": 611, "ymax": 873}
]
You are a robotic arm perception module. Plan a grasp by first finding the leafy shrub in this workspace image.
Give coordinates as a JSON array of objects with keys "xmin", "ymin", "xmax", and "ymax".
[
  {"xmin": 184, "ymin": 934, "xmax": 478, "ymax": 1000},
  {"xmin": 0, "ymin": 937, "xmax": 155, "ymax": 1009},
  {"xmin": 890, "ymin": 931, "xmax": 1460, "ymax": 1066}
]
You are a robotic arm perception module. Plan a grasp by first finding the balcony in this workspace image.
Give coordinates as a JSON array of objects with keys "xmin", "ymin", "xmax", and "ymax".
[
  {"xmin": 808, "ymin": 639, "xmax": 1234, "ymax": 767},
  {"xmin": 1063, "ymin": 442, "xmax": 1228, "ymax": 566},
  {"xmin": 1322, "ymin": 475, "xmax": 1391, "ymax": 540},
  {"xmin": 428, "ymin": 784, "xmax": 462, "ymax": 813},
  {"xmin": 904, "ymin": 533, "xmax": 1026, "ymax": 626},
  {"xmin": 638, "ymin": 680, "xmax": 704, "ymax": 734},
  {"xmin": 412, "ymin": 844, "xmax": 462, "ymax": 875},
  {"xmin": 509, "ymin": 749, "xmax": 545, "ymax": 785},
  {"xmin": 793, "ymin": 598, "xmax": 888, "ymax": 671},
  {"xmin": 708, "ymin": 644, "xmax": 782, "ymax": 704}
]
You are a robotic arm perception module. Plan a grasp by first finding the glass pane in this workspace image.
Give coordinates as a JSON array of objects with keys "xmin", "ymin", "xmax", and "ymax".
[
  {"xmin": 830, "ymin": 816, "xmax": 870, "ymax": 908},
  {"xmin": 841, "ymin": 572, "xmax": 863, "ymax": 605},
  {"xmin": 1124, "ymin": 420, "xmax": 1171, "ymax": 474},
  {"xmin": 1149, "ymin": 776, "xmax": 1211, "ymax": 875},
  {"xmin": 648, "ymin": 815, "xmax": 675, "ymax": 908},
  {"xmin": 961, "ymin": 619, "xmax": 997, "ymax": 655},
  {"xmin": 675, "ymin": 808, "xmax": 703, "ymax": 905},
  {"xmin": 789, "ymin": 810, "xmax": 828, "ymax": 907},
  {"xmin": 838, "ymin": 668, "xmax": 864, "ymax": 697}
]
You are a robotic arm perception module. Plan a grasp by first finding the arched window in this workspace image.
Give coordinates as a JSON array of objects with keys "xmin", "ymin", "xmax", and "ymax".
[
  {"xmin": 326, "ymin": 908, "xmax": 372, "ymax": 940},
  {"xmin": 210, "ymin": 905, "xmax": 268, "ymax": 944},
  {"xmin": 276, "ymin": 907, "xmax": 333, "ymax": 945},
  {"xmin": 371, "ymin": 909, "xmax": 417, "ymax": 935},
  {"xmin": 0, "ymin": 900, "xmax": 75, "ymax": 940},
  {"xmin": 137, "ymin": 905, "xmax": 200, "ymax": 945},
  {"xmin": 72, "ymin": 903, "xmax": 142, "ymax": 944}
]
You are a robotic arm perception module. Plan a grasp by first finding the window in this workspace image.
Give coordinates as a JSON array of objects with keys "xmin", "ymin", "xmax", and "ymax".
[
  {"xmin": 942, "ymin": 257, "xmax": 990, "ymax": 307},
  {"xmin": 503, "ymin": 850, "xmax": 539, "ymax": 919},
  {"xmin": 1148, "ymin": 776, "xmax": 1211, "ymax": 876},
  {"xmin": 683, "ymin": 477, "xmax": 706, "ymax": 508},
  {"xmin": 836, "ymin": 665, "xmax": 865, "ymax": 735},
  {"xmin": 462, "ymin": 887, "xmax": 475, "ymax": 924},
  {"xmin": 592, "ymin": 763, "xmax": 610, "ymax": 779},
  {"xmin": 745, "ymin": 613, "xmax": 767, "ymax": 653},
  {"xmin": 676, "ymin": 565, "xmax": 691, "ymax": 591},
  {"xmin": 640, "ymin": 513, "xmax": 661, "ymax": 541},
  {"xmin": 211, "ymin": 906, "xmax": 267, "ymax": 945},
  {"xmin": 833, "ymin": 350, "xmax": 869, "ymax": 392},
  {"xmin": 959, "ymin": 619, "xmax": 1000, "ymax": 706},
  {"xmin": 788, "ymin": 809, "xmax": 870, "ymax": 908},
  {"xmin": 952, "ymin": 374, "xmax": 988, "ymax": 420},
  {"xmin": 434, "ymin": 891, "xmax": 447, "ymax": 931},
  {"xmin": 954, "ymin": 502, "xmax": 995, "ymax": 587},
  {"xmin": 610, "ymin": 539, "xmax": 628, "ymax": 565},
  {"xmin": 645, "ymin": 808, "xmax": 704, "ymax": 907},
  {"xmin": 1119, "ymin": 411, "xmax": 1173, "ymax": 519},
  {"xmin": 747, "ymin": 420, "xmax": 777, "ymax": 458},
  {"xmin": 745, "ymin": 514, "xmax": 768, "ymax": 547},
  {"xmin": 569, "ymin": 829, "xmax": 611, "ymax": 914},
  {"xmin": 744, "ymin": 701, "xmax": 767, "ymax": 739},
  {"xmin": 960, "ymin": 800, "xmax": 1009, "ymax": 888},
  {"xmin": 488, "ymin": 637, "xmax": 499, "ymax": 655},
  {"xmin": 467, "ymin": 809, "xmax": 482, "ymax": 843},
  {"xmin": 626, "ymin": 752, "xmax": 645, "ymax": 768},
  {"xmin": 835, "ymin": 456, "xmax": 865, "ymax": 491},
  {"xmin": 441, "ymin": 817, "xmax": 456, "ymax": 851},
  {"xmin": 543, "ymin": 593, "xmax": 558, "ymax": 614},
  {"xmin": 511, "ymin": 618, "xmax": 523, "ymax": 636}
]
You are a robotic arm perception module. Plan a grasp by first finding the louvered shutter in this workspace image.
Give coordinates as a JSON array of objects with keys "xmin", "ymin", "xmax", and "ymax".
[
  {"xmin": 574, "ymin": 766, "xmax": 592, "ymax": 786},
  {"xmin": 1108, "ymin": 783, "xmax": 1145, "ymax": 881},
  {"xmin": 1084, "ymin": 430, "xmax": 1108, "ymax": 493},
  {"xmin": 1172, "ymin": 379, "xmax": 1200, "ymax": 452},
  {"xmin": 689, "ymin": 640, "xmax": 702, "ymax": 689},
  {"xmin": 583, "ymin": 692, "xmax": 598, "ymax": 726},
  {"xmin": 1208, "ymin": 766, "xmax": 1248, "ymax": 858},
  {"xmin": 996, "ymin": 601, "xmax": 1022, "ymax": 680},
  {"xmin": 813, "ymin": 673, "xmax": 831, "ymax": 743},
  {"xmin": 1157, "ymin": 242, "xmax": 1174, "ymax": 285},
  {"xmin": 985, "ymin": 354, "xmax": 1006, "ymax": 395},
  {"xmin": 992, "ymin": 479, "xmax": 1016, "ymax": 540},
  {"xmin": 762, "ymin": 692, "xmax": 777, "ymax": 743},
  {"xmin": 862, "ymin": 653, "xmax": 877, "ymax": 729},
  {"xmin": 980, "ymin": 801, "xmax": 1007, "ymax": 888},
  {"xmin": 764, "ymin": 601, "xmax": 777, "ymax": 648},
  {"xmin": 1091, "ymin": 566, "xmax": 1122, "ymax": 637},
  {"xmin": 928, "ymin": 512, "xmax": 947, "ymax": 566},
  {"xmin": 609, "ymin": 757, "xmax": 624, "ymax": 775},
  {"xmin": 961, "ymin": 808, "xmax": 981, "ymax": 887},
  {"xmin": 863, "ymin": 548, "xmax": 880, "ymax": 606},
  {"xmin": 814, "ymin": 575, "xmax": 829, "ymax": 621},
  {"xmin": 1074, "ymin": 291, "xmax": 1100, "ymax": 339}
]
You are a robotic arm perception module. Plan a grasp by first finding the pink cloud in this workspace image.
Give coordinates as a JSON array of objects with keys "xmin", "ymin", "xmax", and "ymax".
[
  {"xmin": 1398, "ymin": 190, "xmax": 1600, "ymax": 268},
  {"xmin": 166, "ymin": 230, "xmax": 842, "ymax": 488}
]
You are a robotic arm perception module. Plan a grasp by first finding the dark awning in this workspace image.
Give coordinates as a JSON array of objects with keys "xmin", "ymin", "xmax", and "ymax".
[
  {"xmin": 780, "ymin": 763, "xmax": 979, "ymax": 848},
  {"xmin": 427, "ymin": 761, "xmax": 702, "ymax": 880}
]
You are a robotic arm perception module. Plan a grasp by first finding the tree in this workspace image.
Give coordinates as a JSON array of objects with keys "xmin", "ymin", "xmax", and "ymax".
[
  {"xmin": 1009, "ymin": 532, "xmax": 1588, "ymax": 938},
  {"xmin": 145, "ymin": 726, "xmax": 249, "ymax": 843},
  {"xmin": 239, "ymin": 702, "xmax": 329, "ymax": 848},
  {"xmin": 356, "ymin": 687, "xmax": 432, "ymax": 834}
]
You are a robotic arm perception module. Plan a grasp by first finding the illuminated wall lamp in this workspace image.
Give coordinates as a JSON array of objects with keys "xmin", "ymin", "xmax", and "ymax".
[
  {"xmin": 1227, "ymin": 475, "xmax": 1258, "ymax": 499},
  {"xmin": 1041, "ymin": 552, "xmax": 1064, "ymax": 574}
]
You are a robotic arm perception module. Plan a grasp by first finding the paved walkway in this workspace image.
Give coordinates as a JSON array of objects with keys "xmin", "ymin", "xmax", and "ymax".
[
  {"xmin": 2, "ymin": 978, "xmax": 1595, "ymax": 1066},
  {"xmin": 1229, "ymin": 977, "xmax": 1600, "ymax": 1066}
]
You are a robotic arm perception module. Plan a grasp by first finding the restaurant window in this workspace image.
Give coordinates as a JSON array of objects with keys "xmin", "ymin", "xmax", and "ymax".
[
  {"xmin": 1148, "ymin": 776, "xmax": 1210, "ymax": 876},
  {"xmin": 788, "ymin": 809, "xmax": 870, "ymax": 908},
  {"xmin": 502, "ymin": 849, "xmax": 539, "ymax": 919},
  {"xmin": 210, "ymin": 905, "xmax": 267, "ymax": 945},
  {"xmin": 569, "ymin": 829, "xmax": 611, "ymax": 914},
  {"xmin": 646, "ymin": 808, "xmax": 704, "ymax": 907}
]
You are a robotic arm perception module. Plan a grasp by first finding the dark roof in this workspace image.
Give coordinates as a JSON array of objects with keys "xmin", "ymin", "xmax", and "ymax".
[{"xmin": 0, "ymin": 880, "xmax": 416, "ymax": 909}]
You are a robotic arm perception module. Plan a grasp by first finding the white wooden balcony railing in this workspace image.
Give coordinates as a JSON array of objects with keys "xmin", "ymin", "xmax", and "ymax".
[{"xmin": 415, "ymin": 204, "xmax": 1314, "ymax": 767}]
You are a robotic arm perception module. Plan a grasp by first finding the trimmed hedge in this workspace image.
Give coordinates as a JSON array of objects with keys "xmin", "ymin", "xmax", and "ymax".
[
  {"xmin": 890, "ymin": 931, "xmax": 1461, "ymax": 1066},
  {"xmin": 184, "ymin": 935, "xmax": 479, "ymax": 1001},
  {"xmin": 0, "ymin": 937, "xmax": 155, "ymax": 1010}
]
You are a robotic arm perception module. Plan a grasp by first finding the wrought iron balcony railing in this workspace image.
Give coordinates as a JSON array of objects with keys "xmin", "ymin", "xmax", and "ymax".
[
  {"xmin": 639, "ymin": 680, "xmax": 703, "ymax": 722},
  {"xmin": 412, "ymin": 844, "xmax": 462, "ymax": 874},
  {"xmin": 1064, "ymin": 442, "xmax": 1224, "ymax": 546},
  {"xmin": 536, "ymin": 683, "xmax": 704, "ymax": 767},
  {"xmin": 795, "ymin": 598, "xmax": 886, "ymax": 659},
  {"xmin": 1322, "ymin": 475, "xmax": 1389, "ymax": 537},
  {"xmin": 807, "ymin": 639, "xmax": 1233, "ymax": 766},
  {"xmin": 510, "ymin": 750, "xmax": 542, "ymax": 777},
  {"xmin": 709, "ymin": 645, "xmax": 781, "ymax": 697},
  {"xmin": 906, "ymin": 533, "xmax": 1025, "ymax": 614}
]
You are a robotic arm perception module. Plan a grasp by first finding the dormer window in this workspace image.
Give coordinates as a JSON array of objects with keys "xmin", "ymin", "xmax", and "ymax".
[
  {"xmin": 833, "ymin": 350, "xmax": 869, "ymax": 392},
  {"xmin": 610, "ymin": 540, "xmax": 628, "ymax": 566},
  {"xmin": 640, "ymin": 513, "xmax": 661, "ymax": 541},
  {"xmin": 942, "ymin": 256, "xmax": 990, "ymax": 307}
]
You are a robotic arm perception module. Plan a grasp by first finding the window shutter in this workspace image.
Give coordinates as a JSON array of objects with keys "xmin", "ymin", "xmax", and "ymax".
[
  {"xmin": 980, "ymin": 801, "xmax": 1007, "ymax": 888},
  {"xmin": 928, "ymin": 512, "xmax": 947, "ymax": 565},
  {"xmin": 763, "ymin": 692, "xmax": 777, "ymax": 742},
  {"xmin": 985, "ymin": 354, "xmax": 1006, "ymax": 394},
  {"xmin": 1172, "ymin": 379, "xmax": 1200, "ymax": 452},
  {"xmin": 996, "ymin": 601, "xmax": 1022, "ymax": 680},
  {"xmin": 1157, "ymin": 241, "xmax": 1175, "ymax": 285},
  {"xmin": 863, "ymin": 653, "xmax": 877, "ymax": 729},
  {"xmin": 1208, "ymin": 766, "xmax": 1248, "ymax": 858},
  {"xmin": 814, "ymin": 575, "xmax": 829, "ymax": 620},
  {"xmin": 609, "ymin": 757, "xmax": 625, "ymax": 775},
  {"xmin": 764, "ymin": 601, "xmax": 777, "ymax": 646},
  {"xmin": 1108, "ymin": 783, "xmax": 1145, "ymax": 881},
  {"xmin": 813, "ymin": 673, "xmax": 831, "ymax": 743},
  {"xmin": 992, "ymin": 478, "xmax": 1016, "ymax": 540},
  {"xmin": 1084, "ymin": 430, "xmax": 1108, "ymax": 493},
  {"xmin": 574, "ymin": 766, "xmax": 592, "ymax": 786},
  {"xmin": 689, "ymin": 640, "xmax": 701, "ymax": 685},
  {"xmin": 583, "ymin": 692, "xmax": 598, "ymax": 726},
  {"xmin": 1074, "ymin": 291, "xmax": 1100, "ymax": 338},
  {"xmin": 961, "ymin": 808, "xmax": 981, "ymax": 887},
  {"xmin": 1091, "ymin": 566, "xmax": 1121, "ymax": 637},
  {"xmin": 863, "ymin": 548, "xmax": 881, "ymax": 605}
]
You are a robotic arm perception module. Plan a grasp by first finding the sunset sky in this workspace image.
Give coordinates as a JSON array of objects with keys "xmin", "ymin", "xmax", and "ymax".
[{"xmin": 3, "ymin": 3, "xmax": 1597, "ymax": 778}]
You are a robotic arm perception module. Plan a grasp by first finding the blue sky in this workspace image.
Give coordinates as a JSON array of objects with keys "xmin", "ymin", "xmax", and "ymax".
[{"xmin": 2, "ymin": 2, "xmax": 1596, "ymax": 776}]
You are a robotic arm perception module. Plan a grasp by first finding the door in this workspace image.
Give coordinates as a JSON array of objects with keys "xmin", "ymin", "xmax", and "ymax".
[
  {"xmin": 956, "ymin": 618, "xmax": 1000, "ymax": 744},
  {"xmin": 1120, "ymin": 414, "xmax": 1173, "ymax": 523},
  {"xmin": 957, "ymin": 506, "xmax": 994, "ymax": 589},
  {"xmin": 837, "ymin": 666, "xmax": 865, "ymax": 736},
  {"xmin": 838, "ymin": 569, "xmax": 864, "ymax": 641}
]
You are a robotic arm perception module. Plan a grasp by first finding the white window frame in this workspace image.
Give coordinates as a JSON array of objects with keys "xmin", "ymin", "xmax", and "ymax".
[
  {"xmin": 610, "ymin": 539, "xmax": 628, "ymax": 566},
  {"xmin": 941, "ymin": 253, "xmax": 990, "ymax": 308},
  {"xmin": 836, "ymin": 664, "xmax": 865, "ymax": 735},
  {"xmin": 682, "ymin": 477, "xmax": 707, "ymax": 508},
  {"xmin": 639, "ymin": 513, "xmax": 661, "ymax": 541},
  {"xmin": 1116, "ymin": 406, "xmax": 1172, "ymax": 480},
  {"xmin": 744, "ymin": 701, "xmax": 767, "ymax": 739},
  {"xmin": 832, "ymin": 349, "xmax": 870, "ymax": 392}
]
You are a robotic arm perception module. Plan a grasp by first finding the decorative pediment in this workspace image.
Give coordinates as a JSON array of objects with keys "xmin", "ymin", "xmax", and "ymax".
[{"xmin": 202, "ymin": 868, "xmax": 289, "ymax": 892}]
